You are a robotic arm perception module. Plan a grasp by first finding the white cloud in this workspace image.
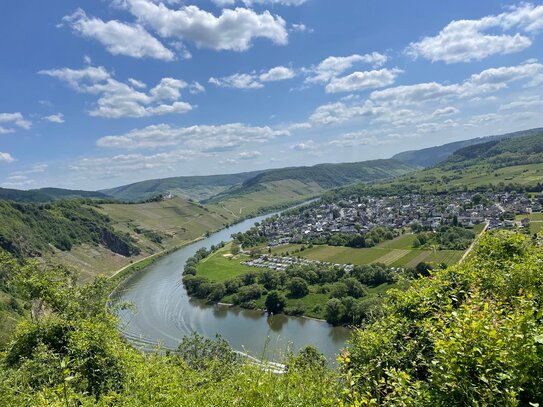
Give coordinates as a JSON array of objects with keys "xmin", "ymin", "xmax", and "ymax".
[
  {"xmin": 499, "ymin": 95, "xmax": 543, "ymax": 111},
  {"xmin": 39, "ymin": 65, "xmax": 193, "ymax": 118},
  {"xmin": 189, "ymin": 81, "xmax": 206, "ymax": 94},
  {"xmin": 96, "ymin": 123, "xmax": 289, "ymax": 151},
  {"xmin": 328, "ymin": 131, "xmax": 383, "ymax": 148},
  {"xmin": 259, "ymin": 66, "xmax": 295, "ymax": 82},
  {"xmin": 237, "ymin": 150, "xmax": 262, "ymax": 160},
  {"xmin": 305, "ymin": 53, "xmax": 387, "ymax": 84},
  {"xmin": 325, "ymin": 68, "xmax": 402, "ymax": 93},
  {"xmin": 309, "ymin": 62, "xmax": 543, "ymax": 126},
  {"xmin": 291, "ymin": 140, "xmax": 316, "ymax": 151},
  {"xmin": 309, "ymin": 101, "xmax": 376, "ymax": 125},
  {"xmin": 43, "ymin": 113, "xmax": 65, "ymax": 123},
  {"xmin": 120, "ymin": 1, "xmax": 288, "ymax": 52},
  {"xmin": 213, "ymin": 0, "xmax": 308, "ymax": 7},
  {"xmin": 209, "ymin": 73, "xmax": 264, "ymax": 89},
  {"xmin": 210, "ymin": 65, "xmax": 294, "ymax": 89},
  {"xmin": 431, "ymin": 106, "xmax": 459, "ymax": 117},
  {"xmin": 0, "ymin": 112, "xmax": 32, "ymax": 133},
  {"xmin": 406, "ymin": 3, "xmax": 543, "ymax": 63},
  {"xmin": 63, "ymin": 9, "xmax": 175, "ymax": 60},
  {"xmin": 0, "ymin": 152, "xmax": 15, "ymax": 163},
  {"xmin": 128, "ymin": 78, "xmax": 147, "ymax": 88},
  {"xmin": 291, "ymin": 23, "xmax": 309, "ymax": 32}
]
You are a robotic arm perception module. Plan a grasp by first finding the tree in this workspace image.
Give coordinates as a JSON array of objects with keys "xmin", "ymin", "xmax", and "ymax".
[
  {"xmin": 325, "ymin": 298, "xmax": 346, "ymax": 325},
  {"xmin": 288, "ymin": 277, "xmax": 309, "ymax": 298},
  {"xmin": 265, "ymin": 291, "xmax": 287, "ymax": 314}
]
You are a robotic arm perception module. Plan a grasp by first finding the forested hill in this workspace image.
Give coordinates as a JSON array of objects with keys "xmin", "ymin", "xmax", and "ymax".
[
  {"xmin": 0, "ymin": 187, "xmax": 111, "ymax": 203},
  {"xmin": 331, "ymin": 131, "xmax": 543, "ymax": 197},
  {"xmin": 392, "ymin": 127, "xmax": 543, "ymax": 168},
  {"xmin": 101, "ymin": 170, "xmax": 264, "ymax": 202},
  {"xmin": 242, "ymin": 159, "xmax": 414, "ymax": 188},
  {"xmin": 0, "ymin": 199, "xmax": 139, "ymax": 259},
  {"xmin": 206, "ymin": 159, "xmax": 415, "ymax": 204}
]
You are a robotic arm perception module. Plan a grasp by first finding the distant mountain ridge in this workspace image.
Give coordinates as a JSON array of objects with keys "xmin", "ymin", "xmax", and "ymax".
[
  {"xmin": 0, "ymin": 187, "xmax": 111, "ymax": 203},
  {"xmin": 392, "ymin": 128, "xmax": 543, "ymax": 168},
  {"xmin": 101, "ymin": 170, "xmax": 265, "ymax": 202}
]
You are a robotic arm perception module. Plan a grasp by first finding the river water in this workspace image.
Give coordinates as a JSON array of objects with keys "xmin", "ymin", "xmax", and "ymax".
[{"xmin": 113, "ymin": 210, "xmax": 351, "ymax": 363}]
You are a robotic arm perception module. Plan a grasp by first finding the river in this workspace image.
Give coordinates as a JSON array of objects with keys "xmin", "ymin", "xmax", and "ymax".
[{"xmin": 112, "ymin": 209, "xmax": 351, "ymax": 363}]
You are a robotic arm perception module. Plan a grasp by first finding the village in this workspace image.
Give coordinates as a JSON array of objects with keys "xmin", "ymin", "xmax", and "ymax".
[{"xmin": 257, "ymin": 191, "xmax": 542, "ymax": 246}]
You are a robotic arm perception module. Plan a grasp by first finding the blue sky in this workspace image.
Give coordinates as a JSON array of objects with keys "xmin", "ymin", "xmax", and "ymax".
[{"xmin": 1, "ymin": 0, "xmax": 542, "ymax": 190}]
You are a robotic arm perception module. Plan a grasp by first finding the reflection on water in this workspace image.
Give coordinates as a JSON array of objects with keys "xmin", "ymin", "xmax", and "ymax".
[
  {"xmin": 113, "ymin": 205, "xmax": 351, "ymax": 362},
  {"xmin": 267, "ymin": 314, "xmax": 288, "ymax": 332}
]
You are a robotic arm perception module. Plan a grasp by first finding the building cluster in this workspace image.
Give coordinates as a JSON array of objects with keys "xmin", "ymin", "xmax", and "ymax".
[{"xmin": 258, "ymin": 192, "xmax": 542, "ymax": 245}]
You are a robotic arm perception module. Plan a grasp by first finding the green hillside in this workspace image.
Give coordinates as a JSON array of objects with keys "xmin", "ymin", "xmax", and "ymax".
[
  {"xmin": 101, "ymin": 170, "xmax": 264, "ymax": 202},
  {"xmin": 392, "ymin": 127, "xmax": 543, "ymax": 168},
  {"xmin": 0, "ymin": 187, "xmax": 111, "ymax": 203},
  {"xmin": 340, "ymin": 131, "xmax": 543, "ymax": 196},
  {"xmin": 0, "ymin": 200, "xmax": 139, "ymax": 259},
  {"xmin": 206, "ymin": 159, "xmax": 416, "ymax": 215}
]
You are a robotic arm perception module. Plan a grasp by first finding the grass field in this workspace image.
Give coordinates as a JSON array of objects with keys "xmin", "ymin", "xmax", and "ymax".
[
  {"xmin": 515, "ymin": 213, "xmax": 543, "ymax": 233},
  {"xmin": 266, "ymin": 232, "xmax": 466, "ymax": 268},
  {"xmin": 196, "ymin": 245, "xmax": 397, "ymax": 319},
  {"xmin": 197, "ymin": 243, "xmax": 263, "ymax": 282}
]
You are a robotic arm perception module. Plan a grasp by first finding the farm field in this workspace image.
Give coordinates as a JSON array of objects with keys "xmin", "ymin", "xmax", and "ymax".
[
  {"xmin": 197, "ymin": 243, "xmax": 263, "ymax": 282},
  {"xmin": 266, "ymin": 233, "xmax": 466, "ymax": 268}
]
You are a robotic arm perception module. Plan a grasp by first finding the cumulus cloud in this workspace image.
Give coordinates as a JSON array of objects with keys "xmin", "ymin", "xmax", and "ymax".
[
  {"xmin": 119, "ymin": 0, "xmax": 288, "ymax": 52},
  {"xmin": 237, "ymin": 150, "xmax": 262, "ymax": 160},
  {"xmin": 63, "ymin": 9, "xmax": 175, "ymax": 60},
  {"xmin": 39, "ymin": 65, "xmax": 192, "ymax": 118},
  {"xmin": 188, "ymin": 81, "xmax": 206, "ymax": 94},
  {"xmin": 305, "ymin": 53, "xmax": 387, "ymax": 84},
  {"xmin": 43, "ymin": 113, "xmax": 65, "ymax": 123},
  {"xmin": 325, "ymin": 68, "xmax": 402, "ymax": 93},
  {"xmin": 406, "ymin": 3, "xmax": 543, "ymax": 63},
  {"xmin": 291, "ymin": 140, "xmax": 316, "ymax": 151},
  {"xmin": 96, "ymin": 123, "xmax": 289, "ymax": 151},
  {"xmin": 259, "ymin": 66, "xmax": 295, "ymax": 82},
  {"xmin": 210, "ymin": 65, "xmax": 294, "ymax": 89},
  {"xmin": 310, "ymin": 62, "xmax": 543, "ymax": 126},
  {"xmin": 0, "ymin": 152, "xmax": 15, "ymax": 163},
  {"xmin": 209, "ymin": 73, "xmax": 264, "ymax": 89},
  {"xmin": 213, "ymin": 0, "xmax": 308, "ymax": 6},
  {"xmin": 0, "ymin": 112, "xmax": 32, "ymax": 134},
  {"xmin": 328, "ymin": 131, "xmax": 383, "ymax": 148},
  {"xmin": 431, "ymin": 106, "xmax": 459, "ymax": 117}
]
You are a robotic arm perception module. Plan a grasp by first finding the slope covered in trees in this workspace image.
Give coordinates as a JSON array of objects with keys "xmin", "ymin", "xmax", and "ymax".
[
  {"xmin": 334, "ymin": 131, "xmax": 543, "ymax": 197},
  {"xmin": 0, "ymin": 199, "xmax": 139, "ymax": 258},
  {"xmin": 392, "ymin": 127, "xmax": 543, "ymax": 168},
  {"xmin": 0, "ymin": 187, "xmax": 111, "ymax": 203}
]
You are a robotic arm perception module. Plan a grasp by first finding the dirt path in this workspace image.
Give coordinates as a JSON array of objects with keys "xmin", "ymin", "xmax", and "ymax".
[{"xmin": 459, "ymin": 221, "xmax": 489, "ymax": 264}]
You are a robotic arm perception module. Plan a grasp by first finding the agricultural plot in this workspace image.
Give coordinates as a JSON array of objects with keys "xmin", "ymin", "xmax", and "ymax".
[
  {"xmin": 197, "ymin": 244, "xmax": 262, "ymax": 282},
  {"xmin": 267, "ymin": 240, "xmax": 465, "ymax": 268}
]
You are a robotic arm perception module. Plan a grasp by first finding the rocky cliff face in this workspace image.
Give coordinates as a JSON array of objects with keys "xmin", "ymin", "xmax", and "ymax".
[{"xmin": 99, "ymin": 229, "xmax": 139, "ymax": 257}]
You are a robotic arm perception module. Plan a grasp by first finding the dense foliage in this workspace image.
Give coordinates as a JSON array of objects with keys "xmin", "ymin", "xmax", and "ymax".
[
  {"xmin": 340, "ymin": 232, "xmax": 543, "ymax": 405},
  {"xmin": 0, "ymin": 199, "xmax": 139, "ymax": 258},
  {"xmin": 0, "ymin": 231, "xmax": 542, "ymax": 405},
  {"xmin": 413, "ymin": 226, "xmax": 476, "ymax": 250}
]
